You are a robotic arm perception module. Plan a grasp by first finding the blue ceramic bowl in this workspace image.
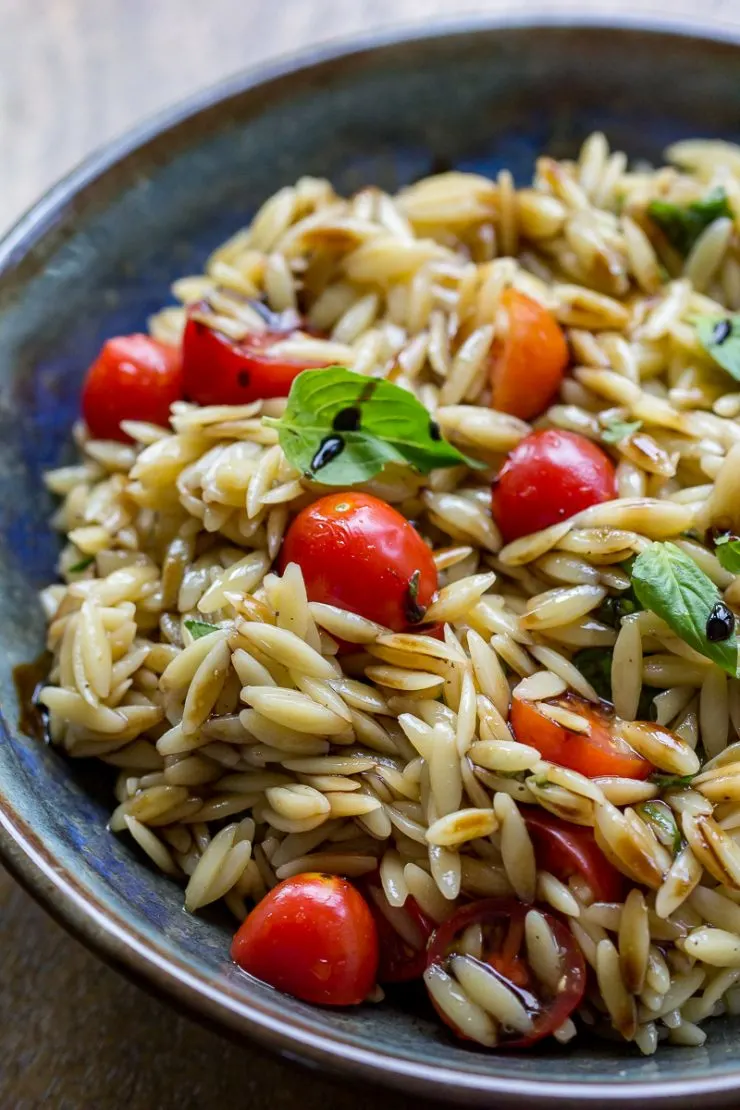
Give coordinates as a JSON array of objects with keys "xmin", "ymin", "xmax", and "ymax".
[{"xmin": 3, "ymin": 13, "xmax": 740, "ymax": 1107}]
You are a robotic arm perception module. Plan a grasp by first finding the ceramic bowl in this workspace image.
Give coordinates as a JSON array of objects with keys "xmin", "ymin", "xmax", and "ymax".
[{"xmin": 2, "ymin": 13, "xmax": 740, "ymax": 1107}]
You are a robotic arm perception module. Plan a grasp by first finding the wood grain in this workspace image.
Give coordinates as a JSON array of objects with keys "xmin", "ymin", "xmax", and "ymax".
[{"xmin": 1, "ymin": 1, "xmax": 740, "ymax": 1106}]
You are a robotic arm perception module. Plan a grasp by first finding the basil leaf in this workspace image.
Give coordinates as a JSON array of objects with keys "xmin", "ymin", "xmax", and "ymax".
[
  {"xmin": 636, "ymin": 800, "xmax": 683, "ymax": 854},
  {"xmin": 716, "ymin": 534, "xmax": 740, "ymax": 574},
  {"xmin": 694, "ymin": 314, "xmax": 740, "ymax": 382},
  {"xmin": 648, "ymin": 187, "xmax": 733, "ymax": 257},
  {"xmin": 649, "ymin": 772, "xmax": 696, "ymax": 789},
  {"xmin": 68, "ymin": 555, "xmax": 95, "ymax": 574},
  {"xmin": 184, "ymin": 619, "xmax": 217, "ymax": 640},
  {"xmin": 266, "ymin": 366, "xmax": 485, "ymax": 486},
  {"xmin": 631, "ymin": 542, "xmax": 738, "ymax": 676},
  {"xmin": 602, "ymin": 419, "xmax": 643, "ymax": 444},
  {"xmin": 572, "ymin": 648, "xmax": 613, "ymax": 701}
]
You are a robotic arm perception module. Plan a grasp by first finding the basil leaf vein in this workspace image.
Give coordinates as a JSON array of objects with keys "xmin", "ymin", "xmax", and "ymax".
[
  {"xmin": 630, "ymin": 541, "xmax": 738, "ymax": 676},
  {"xmin": 266, "ymin": 366, "xmax": 485, "ymax": 486}
]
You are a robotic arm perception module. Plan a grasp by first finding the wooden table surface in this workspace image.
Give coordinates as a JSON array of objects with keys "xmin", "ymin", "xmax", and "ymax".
[{"xmin": 2, "ymin": 1, "xmax": 740, "ymax": 1107}]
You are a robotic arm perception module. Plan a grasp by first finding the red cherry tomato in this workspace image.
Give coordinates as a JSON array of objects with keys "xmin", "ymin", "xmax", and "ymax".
[
  {"xmin": 231, "ymin": 873, "xmax": 378, "ymax": 1006},
  {"xmin": 182, "ymin": 302, "xmax": 326, "ymax": 406},
  {"xmin": 489, "ymin": 289, "xmax": 569, "ymax": 420},
  {"xmin": 521, "ymin": 807, "xmax": 625, "ymax": 902},
  {"xmin": 425, "ymin": 898, "xmax": 586, "ymax": 1048},
  {"xmin": 491, "ymin": 429, "xmax": 617, "ymax": 543},
  {"xmin": 81, "ymin": 334, "xmax": 182, "ymax": 441},
  {"xmin": 510, "ymin": 693, "xmax": 652, "ymax": 780},
  {"xmin": 361, "ymin": 881, "xmax": 435, "ymax": 983},
  {"xmin": 279, "ymin": 492, "xmax": 438, "ymax": 634}
]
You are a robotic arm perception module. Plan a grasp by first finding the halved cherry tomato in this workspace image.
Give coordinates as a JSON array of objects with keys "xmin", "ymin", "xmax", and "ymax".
[
  {"xmin": 521, "ymin": 807, "xmax": 625, "ymax": 902},
  {"xmin": 279, "ymin": 492, "xmax": 438, "ymax": 634},
  {"xmin": 231, "ymin": 873, "xmax": 378, "ymax": 1006},
  {"xmin": 491, "ymin": 428, "xmax": 617, "ymax": 543},
  {"xmin": 361, "ymin": 880, "xmax": 435, "ymax": 983},
  {"xmin": 425, "ymin": 898, "xmax": 586, "ymax": 1048},
  {"xmin": 182, "ymin": 300, "xmax": 325, "ymax": 405},
  {"xmin": 81, "ymin": 334, "xmax": 182, "ymax": 441},
  {"xmin": 510, "ymin": 693, "xmax": 652, "ymax": 780},
  {"xmin": 489, "ymin": 289, "xmax": 569, "ymax": 420}
]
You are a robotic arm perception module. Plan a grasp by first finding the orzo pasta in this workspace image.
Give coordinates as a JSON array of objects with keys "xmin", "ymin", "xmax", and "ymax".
[{"xmin": 38, "ymin": 133, "xmax": 740, "ymax": 1053}]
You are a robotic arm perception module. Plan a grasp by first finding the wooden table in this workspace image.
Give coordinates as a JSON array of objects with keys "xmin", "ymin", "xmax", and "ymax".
[{"xmin": 2, "ymin": 1, "xmax": 739, "ymax": 1106}]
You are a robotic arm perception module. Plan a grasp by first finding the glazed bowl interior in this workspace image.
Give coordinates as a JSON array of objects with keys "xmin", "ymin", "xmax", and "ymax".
[{"xmin": 3, "ymin": 18, "xmax": 740, "ymax": 1107}]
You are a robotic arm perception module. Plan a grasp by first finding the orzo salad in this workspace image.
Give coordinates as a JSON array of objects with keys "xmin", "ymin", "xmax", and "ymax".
[{"xmin": 38, "ymin": 133, "xmax": 740, "ymax": 1055}]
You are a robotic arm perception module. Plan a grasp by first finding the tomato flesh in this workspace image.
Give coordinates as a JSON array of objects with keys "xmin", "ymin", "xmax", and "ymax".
[
  {"xmin": 231, "ymin": 873, "xmax": 378, "ymax": 1006},
  {"xmin": 489, "ymin": 289, "xmax": 569, "ymax": 420},
  {"xmin": 492, "ymin": 429, "xmax": 617, "ymax": 543},
  {"xmin": 182, "ymin": 300, "xmax": 325, "ymax": 405},
  {"xmin": 81, "ymin": 334, "xmax": 182, "ymax": 441},
  {"xmin": 425, "ymin": 898, "xmax": 586, "ymax": 1048},
  {"xmin": 362, "ymin": 881, "xmax": 435, "ymax": 983},
  {"xmin": 510, "ymin": 693, "xmax": 652, "ymax": 780},
  {"xmin": 279, "ymin": 492, "xmax": 438, "ymax": 633},
  {"xmin": 521, "ymin": 807, "xmax": 625, "ymax": 902}
]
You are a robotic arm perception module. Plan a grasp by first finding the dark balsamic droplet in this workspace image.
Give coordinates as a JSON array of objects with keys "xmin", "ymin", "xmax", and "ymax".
[
  {"xmin": 711, "ymin": 319, "xmax": 732, "ymax": 346},
  {"xmin": 429, "ymin": 419, "xmax": 442, "ymax": 441},
  {"xmin": 706, "ymin": 600, "xmax": 735, "ymax": 643},
  {"xmin": 403, "ymin": 568, "xmax": 427, "ymax": 624},
  {"xmin": 332, "ymin": 406, "xmax": 361, "ymax": 432},
  {"xmin": 310, "ymin": 435, "xmax": 345, "ymax": 472},
  {"xmin": 237, "ymin": 370, "xmax": 251, "ymax": 388}
]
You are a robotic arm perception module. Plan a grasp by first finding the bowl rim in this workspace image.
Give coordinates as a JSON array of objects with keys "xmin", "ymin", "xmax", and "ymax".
[{"xmin": 3, "ymin": 9, "xmax": 740, "ymax": 1105}]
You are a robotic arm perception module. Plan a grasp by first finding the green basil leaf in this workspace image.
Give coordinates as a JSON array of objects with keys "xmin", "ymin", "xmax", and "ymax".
[
  {"xmin": 694, "ymin": 314, "xmax": 740, "ymax": 382},
  {"xmin": 67, "ymin": 555, "xmax": 95, "ymax": 574},
  {"xmin": 636, "ymin": 800, "xmax": 682, "ymax": 854},
  {"xmin": 649, "ymin": 772, "xmax": 696, "ymax": 789},
  {"xmin": 572, "ymin": 648, "xmax": 613, "ymax": 701},
  {"xmin": 648, "ymin": 187, "xmax": 733, "ymax": 257},
  {"xmin": 601, "ymin": 419, "xmax": 643, "ymax": 444},
  {"xmin": 184, "ymin": 619, "xmax": 217, "ymax": 640},
  {"xmin": 716, "ymin": 534, "xmax": 740, "ymax": 574},
  {"xmin": 265, "ymin": 366, "xmax": 485, "ymax": 486},
  {"xmin": 631, "ymin": 541, "xmax": 738, "ymax": 676}
]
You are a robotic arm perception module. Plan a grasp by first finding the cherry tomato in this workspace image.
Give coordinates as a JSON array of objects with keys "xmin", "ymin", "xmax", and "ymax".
[
  {"xmin": 361, "ymin": 880, "xmax": 435, "ymax": 983},
  {"xmin": 510, "ymin": 693, "xmax": 652, "ymax": 780},
  {"xmin": 231, "ymin": 873, "xmax": 378, "ymax": 1006},
  {"xmin": 279, "ymin": 492, "xmax": 438, "ymax": 633},
  {"xmin": 425, "ymin": 898, "xmax": 586, "ymax": 1048},
  {"xmin": 491, "ymin": 429, "xmax": 617, "ymax": 543},
  {"xmin": 521, "ymin": 807, "xmax": 625, "ymax": 902},
  {"xmin": 182, "ymin": 301, "xmax": 326, "ymax": 406},
  {"xmin": 489, "ymin": 290, "xmax": 569, "ymax": 420},
  {"xmin": 81, "ymin": 334, "xmax": 182, "ymax": 441}
]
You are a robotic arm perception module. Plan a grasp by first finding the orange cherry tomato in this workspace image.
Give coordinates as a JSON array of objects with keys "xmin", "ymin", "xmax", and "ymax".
[
  {"xmin": 231, "ymin": 874, "xmax": 378, "ymax": 1006},
  {"xmin": 489, "ymin": 289, "xmax": 569, "ymax": 420},
  {"xmin": 81, "ymin": 334, "xmax": 182, "ymax": 441},
  {"xmin": 279, "ymin": 492, "xmax": 438, "ymax": 634},
  {"xmin": 182, "ymin": 301, "xmax": 325, "ymax": 405},
  {"xmin": 521, "ymin": 807, "xmax": 625, "ymax": 902},
  {"xmin": 510, "ymin": 693, "xmax": 652, "ymax": 780},
  {"xmin": 491, "ymin": 428, "xmax": 617, "ymax": 543}
]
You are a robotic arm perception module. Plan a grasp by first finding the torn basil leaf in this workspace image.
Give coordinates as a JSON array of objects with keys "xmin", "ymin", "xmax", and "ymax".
[
  {"xmin": 694, "ymin": 314, "xmax": 740, "ymax": 382},
  {"xmin": 631, "ymin": 542, "xmax": 738, "ymax": 676},
  {"xmin": 648, "ymin": 187, "xmax": 733, "ymax": 257},
  {"xmin": 67, "ymin": 555, "xmax": 95, "ymax": 574},
  {"xmin": 265, "ymin": 366, "xmax": 485, "ymax": 486},
  {"xmin": 716, "ymin": 533, "xmax": 740, "ymax": 574},
  {"xmin": 649, "ymin": 772, "xmax": 696, "ymax": 789},
  {"xmin": 572, "ymin": 648, "xmax": 612, "ymax": 702},
  {"xmin": 601, "ymin": 419, "xmax": 643, "ymax": 444},
  {"xmin": 184, "ymin": 619, "xmax": 218, "ymax": 640},
  {"xmin": 635, "ymin": 800, "xmax": 683, "ymax": 854}
]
